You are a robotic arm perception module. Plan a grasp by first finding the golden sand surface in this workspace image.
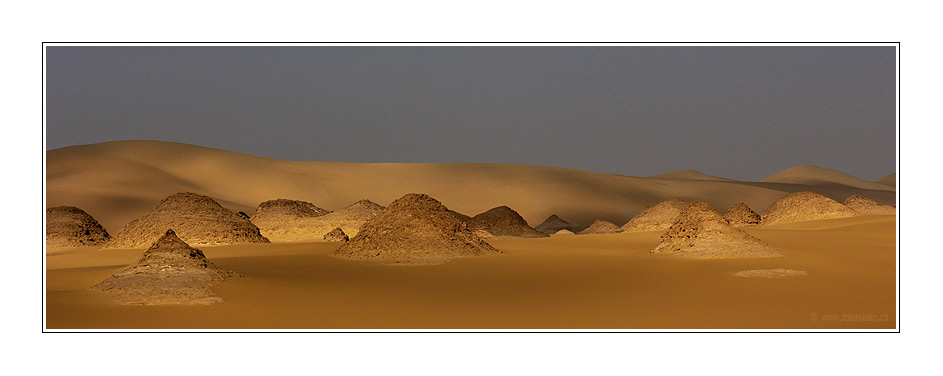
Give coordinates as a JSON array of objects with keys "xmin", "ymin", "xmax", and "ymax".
[{"xmin": 45, "ymin": 215, "xmax": 895, "ymax": 329}]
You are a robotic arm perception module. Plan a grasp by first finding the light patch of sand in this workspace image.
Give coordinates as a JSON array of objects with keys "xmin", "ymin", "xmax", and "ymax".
[{"xmin": 735, "ymin": 269, "xmax": 808, "ymax": 278}]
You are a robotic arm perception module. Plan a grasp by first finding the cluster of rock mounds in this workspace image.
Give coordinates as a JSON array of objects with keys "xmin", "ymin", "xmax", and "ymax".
[
  {"xmin": 248, "ymin": 198, "xmax": 382, "ymax": 242},
  {"xmin": 650, "ymin": 202, "xmax": 782, "ymax": 259},
  {"xmin": 46, "ymin": 206, "xmax": 111, "ymax": 248},
  {"xmin": 105, "ymin": 192, "xmax": 269, "ymax": 249},
  {"xmin": 334, "ymin": 193, "xmax": 501, "ymax": 263},
  {"xmin": 843, "ymin": 195, "xmax": 897, "ymax": 215},
  {"xmin": 91, "ymin": 229, "xmax": 240, "ymax": 305}
]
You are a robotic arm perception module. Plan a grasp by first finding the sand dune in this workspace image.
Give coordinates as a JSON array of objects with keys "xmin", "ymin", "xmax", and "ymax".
[
  {"xmin": 648, "ymin": 169, "xmax": 735, "ymax": 182},
  {"xmin": 47, "ymin": 140, "xmax": 894, "ymax": 240},
  {"xmin": 761, "ymin": 165, "xmax": 892, "ymax": 191},
  {"xmin": 875, "ymin": 173, "xmax": 896, "ymax": 187}
]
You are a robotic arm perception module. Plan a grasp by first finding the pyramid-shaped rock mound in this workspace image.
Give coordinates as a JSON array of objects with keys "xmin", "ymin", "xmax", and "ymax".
[
  {"xmin": 334, "ymin": 193, "xmax": 501, "ymax": 263},
  {"xmin": 843, "ymin": 195, "xmax": 896, "ymax": 215},
  {"xmin": 46, "ymin": 206, "xmax": 111, "ymax": 248},
  {"xmin": 466, "ymin": 206, "xmax": 549, "ymax": 238},
  {"xmin": 620, "ymin": 198, "xmax": 691, "ymax": 233},
  {"xmin": 535, "ymin": 214, "xmax": 586, "ymax": 234},
  {"xmin": 761, "ymin": 191, "xmax": 858, "ymax": 226},
  {"xmin": 323, "ymin": 227, "xmax": 349, "ymax": 242},
  {"xmin": 249, "ymin": 198, "xmax": 332, "ymax": 241},
  {"xmin": 651, "ymin": 202, "xmax": 782, "ymax": 259},
  {"xmin": 724, "ymin": 202, "xmax": 762, "ymax": 227},
  {"xmin": 105, "ymin": 192, "xmax": 270, "ymax": 249},
  {"xmin": 553, "ymin": 229, "xmax": 575, "ymax": 236},
  {"xmin": 91, "ymin": 229, "xmax": 240, "ymax": 305},
  {"xmin": 577, "ymin": 219, "xmax": 621, "ymax": 234}
]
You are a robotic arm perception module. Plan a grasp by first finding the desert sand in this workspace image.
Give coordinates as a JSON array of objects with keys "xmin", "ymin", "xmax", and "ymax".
[
  {"xmin": 46, "ymin": 214, "xmax": 895, "ymax": 329},
  {"xmin": 45, "ymin": 140, "xmax": 896, "ymax": 329}
]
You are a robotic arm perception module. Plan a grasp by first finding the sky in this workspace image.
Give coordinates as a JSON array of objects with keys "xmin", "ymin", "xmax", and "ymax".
[{"xmin": 45, "ymin": 45, "xmax": 896, "ymax": 181}]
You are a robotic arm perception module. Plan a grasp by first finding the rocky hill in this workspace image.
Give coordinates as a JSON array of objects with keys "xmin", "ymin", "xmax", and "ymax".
[
  {"xmin": 91, "ymin": 229, "xmax": 240, "ymax": 304},
  {"xmin": 651, "ymin": 202, "xmax": 782, "ymax": 259},
  {"xmin": 466, "ymin": 206, "xmax": 549, "ymax": 238},
  {"xmin": 334, "ymin": 193, "xmax": 500, "ymax": 263},
  {"xmin": 46, "ymin": 206, "xmax": 111, "ymax": 248},
  {"xmin": 105, "ymin": 192, "xmax": 269, "ymax": 248}
]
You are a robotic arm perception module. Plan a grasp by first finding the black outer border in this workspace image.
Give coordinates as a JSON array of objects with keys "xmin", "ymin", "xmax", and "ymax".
[{"xmin": 42, "ymin": 41, "xmax": 901, "ymax": 334}]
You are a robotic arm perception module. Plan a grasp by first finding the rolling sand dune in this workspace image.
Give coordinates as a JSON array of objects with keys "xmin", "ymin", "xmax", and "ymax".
[
  {"xmin": 875, "ymin": 174, "xmax": 896, "ymax": 187},
  {"xmin": 649, "ymin": 169, "xmax": 735, "ymax": 182},
  {"xmin": 761, "ymin": 165, "xmax": 892, "ymax": 191},
  {"xmin": 46, "ymin": 141, "xmax": 894, "ymax": 233}
]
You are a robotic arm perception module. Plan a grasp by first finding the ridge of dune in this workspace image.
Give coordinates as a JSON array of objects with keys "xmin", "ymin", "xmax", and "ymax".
[
  {"xmin": 875, "ymin": 174, "xmax": 896, "ymax": 187},
  {"xmin": 761, "ymin": 165, "xmax": 893, "ymax": 191},
  {"xmin": 649, "ymin": 169, "xmax": 735, "ymax": 182}
]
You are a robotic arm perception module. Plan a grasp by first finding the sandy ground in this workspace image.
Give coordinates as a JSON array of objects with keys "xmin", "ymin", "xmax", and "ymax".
[{"xmin": 45, "ymin": 215, "xmax": 895, "ymax": 329}]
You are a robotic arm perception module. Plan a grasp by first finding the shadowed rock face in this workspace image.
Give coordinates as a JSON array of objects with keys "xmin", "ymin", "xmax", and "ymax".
[
  {"xmin": 91, "ymin": 229, "xmax": 240, "ymax": 305},
  {"xmin": 535, "ymin": 214, "xmax": 586, "ymax": 234},
  {"xmin": 334, "ymin": 193, "xmax": 500, "ymax": 263},
  {"xmin": 843, "ymin": 195, "xmax": 896, "ymax": 215},
  {"xmin": 621, "ymin": 198, "xmax": 691, "ymax": 233},
  {"xmin": 761, "ymin": 191, "xmax": 858, "ymax": 226},
  {"xmin": 577, "ymin": 219, "xmax": 621, "ymax": 234},
  {"xmin": 652, "ymin": 202, "xmax": 782, "ymax": 259},
  {"xmin": 466, "ymin": 206, "xmax": 549, "ymax": 238},
  {"xmin": 323, "ymin": 227, "xmax": 349, "ymax": 242},
  {"xmin": 724, "ymin": 202, "xmax": 762, "ymax": 227},
  {"xmin": 105, "ymin": 192, "xmax": 269, "ymax": 249},
  {"xmin": 46, "ymin": 206, "xmax": 111, "ymax": 248}
]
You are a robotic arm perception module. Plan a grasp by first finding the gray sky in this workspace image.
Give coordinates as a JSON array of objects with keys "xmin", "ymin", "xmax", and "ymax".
[{"xmin": 45, "ymin": 45, "xmax": 896, "ymax": 181}]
